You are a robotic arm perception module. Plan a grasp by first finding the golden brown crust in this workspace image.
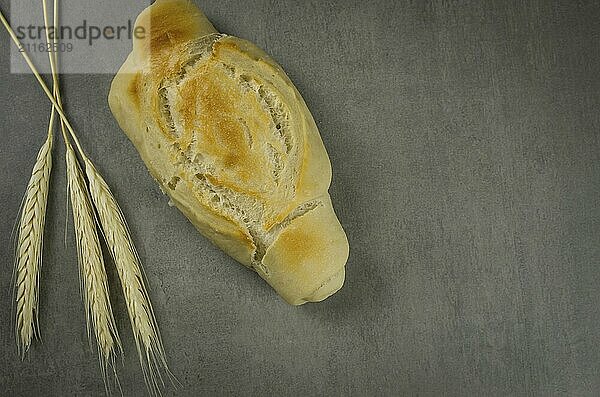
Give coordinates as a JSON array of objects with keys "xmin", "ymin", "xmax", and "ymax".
[
  {"xmin": 261, "ymin": 196, "xmax": 348, "ymax": 304},
  {"xmin": 109, "ymin": 0, "xmax": 348, "ymax": 304}
]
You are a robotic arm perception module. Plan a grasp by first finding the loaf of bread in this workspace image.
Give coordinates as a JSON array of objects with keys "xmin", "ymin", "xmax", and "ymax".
[{"xmin": 108, "ymin": 0, "xmax": 349, "ymax": 305}]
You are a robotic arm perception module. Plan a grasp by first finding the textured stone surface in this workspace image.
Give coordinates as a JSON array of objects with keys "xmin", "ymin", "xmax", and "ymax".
[{"xmin": 1, "ymin": 0, "xmax": 599, "ymax": 395}]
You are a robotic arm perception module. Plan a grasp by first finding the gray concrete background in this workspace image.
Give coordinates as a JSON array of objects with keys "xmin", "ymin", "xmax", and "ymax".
[{"xmin": 1, "ymin": 0, "xmax": 600, "ymax": 395}]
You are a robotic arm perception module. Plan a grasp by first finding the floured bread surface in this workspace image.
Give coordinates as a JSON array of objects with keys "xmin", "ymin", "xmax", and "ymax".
[{"xmin": 109, "ymin": 0, "xmax": 349, "ymax": 305}]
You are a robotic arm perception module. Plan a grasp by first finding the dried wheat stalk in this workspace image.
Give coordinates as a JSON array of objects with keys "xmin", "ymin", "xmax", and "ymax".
[
  {"xmin": 41, "ymin": 0, "xmax": 122, "ymax": 376},
  {"xmin": 14, "ymin": 129, "xmax": 53, "ymax": 356},
  {"xmin": 2, "ymin": 6, "xmax": 172, "ymax": 393},
  {"xmin": 85, "ymin": 159, "xmax": 169, "ymax": 394},
  {"xmin": 66, "ymin": 142, "xmax": 122, "ymax": 377},
  {"xmin": 12, "ymin": 0, "xmax": 58, "ymax": 351}
]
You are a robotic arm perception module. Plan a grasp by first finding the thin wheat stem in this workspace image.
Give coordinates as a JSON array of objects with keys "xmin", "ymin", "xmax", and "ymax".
[{"xmin": 0, "ymin": 9, "xmax": 84, "ymax": 156}]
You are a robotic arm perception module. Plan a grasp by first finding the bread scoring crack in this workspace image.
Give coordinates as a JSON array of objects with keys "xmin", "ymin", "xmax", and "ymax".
[
  {"xmin": 155, "ymin": 34, "xmax": 310, "ymax": 272},
  {"xmin": 249, "ymin": 199, "xmax": 323, "ymax": 273}
]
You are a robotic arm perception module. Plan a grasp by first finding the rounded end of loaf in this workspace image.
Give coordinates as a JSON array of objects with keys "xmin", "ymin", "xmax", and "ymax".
[
  {"xmin": 260, "ymin": 196, "xmax": 349, "ymax": 305},
  {"xmin": 132, "ymin": 0, "xmax": 218, "ymax": 60},
  {"xmin": 303, "ymin": 267, "xmax": 345, "ymax": 303}
]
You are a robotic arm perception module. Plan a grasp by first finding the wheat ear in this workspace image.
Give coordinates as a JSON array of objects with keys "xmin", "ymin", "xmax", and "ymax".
[
  {"xmin": 65, "ymin": 143, "xmax": 122, "ymax": 374},
  {"xmin": 40, "ymin": 0, "xmax": 123, "ymax": 384},
  {"xmin": 13, "ymin": 3, "xmax": 57, "ymax": 350},
  {"xmin": 14, "ymin": 130, "xmax": 53, "ymax": 356},
  {"xmin": 85, "ymin": 159, "xmax": 169, "ymax": 395}
]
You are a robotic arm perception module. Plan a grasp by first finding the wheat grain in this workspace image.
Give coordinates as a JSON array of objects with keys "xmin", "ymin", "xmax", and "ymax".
[
  {"xmin": 14, "ymin": 132, "xmax": 53, "ymax": 356},
  {"xmin": 65, "ymin": 143, "xmax": 122, "ymax": 376},
  {"xmin": 85, "ymin": 159, "xmax": 169, "ymax": 395}
]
